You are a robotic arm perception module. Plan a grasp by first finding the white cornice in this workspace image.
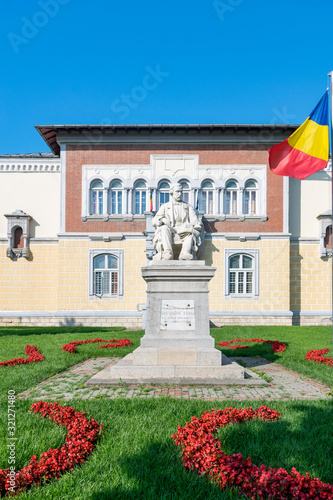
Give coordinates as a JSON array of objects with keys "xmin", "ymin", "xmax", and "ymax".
[{"xmin": 0, "ymin": 159, "xmax": 60, "ymax": 173}]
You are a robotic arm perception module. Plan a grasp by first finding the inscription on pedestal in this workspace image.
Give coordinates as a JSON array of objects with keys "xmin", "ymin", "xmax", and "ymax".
[{"xmin": 160, "ymin": 300, "xmax": 195, "ymax": 330}]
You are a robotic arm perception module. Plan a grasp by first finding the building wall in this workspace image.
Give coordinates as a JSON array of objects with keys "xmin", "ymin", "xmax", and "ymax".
[
  {"xmin": 65, "ymin": 144, "xmax": 284, "ymax": 234},
  {"xmin": 0, "ymin": 242, "xmax": 59, "ymax": 312},
  {"xmin": 0, "ymin": 145, "xmax": 331, "ymax": 327},
  {"xmin": 290, "ymin": 242, "xmax": 331, "ymax": 319},
  {"xmin": 57, "ymin": 238, "xmax": 146, "ymax": 312},
  {"xmin": 0, "ymin": 168, "xmax": 61, "ymax": 238},
  {"xmin": 289, "ymin": 170, "xmax": 331, "ymax": 238}
]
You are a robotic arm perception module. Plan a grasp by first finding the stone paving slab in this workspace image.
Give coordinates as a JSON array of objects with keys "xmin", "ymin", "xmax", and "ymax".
[{"xmin": 18, "ymin": 356, "xmax": 332, "ymax": 401}]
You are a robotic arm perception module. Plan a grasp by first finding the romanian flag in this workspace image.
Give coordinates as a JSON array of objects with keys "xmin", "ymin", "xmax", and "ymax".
[
  {"xmin": 150, "ymin": 190, "xmax": 153, "ymax": 212},
  {"xmin": 269, "ymin": 91, "xmax": 329, "ymax": 180}
]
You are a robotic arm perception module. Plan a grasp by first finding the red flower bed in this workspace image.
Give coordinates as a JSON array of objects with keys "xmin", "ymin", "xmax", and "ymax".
[
  {"xmin": 172, "ymin": 406, "xmax": 333, "ymax": 499},
  {"xmin": 218, "ymin": 338, "xmax": 286, "ymax": 353},
  {"xmin": 0, "ymin": 345, "xmax": 44, "ymax": 367},
  {"xmin": 305, "ymin": 349, "xmax": 333, "ymax": 366},
  {"xmin": 62, "ymin": 338, "xmax": 133, "ymax": 354},
  {"xmin": 0, "ymin": 401, "xmax": 103, "ymax": 496}
]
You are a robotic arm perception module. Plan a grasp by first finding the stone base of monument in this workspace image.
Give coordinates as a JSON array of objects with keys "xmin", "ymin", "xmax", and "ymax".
[{"xmin": 87, "ymin": 261, "xmax": 261, "ymax": 386}]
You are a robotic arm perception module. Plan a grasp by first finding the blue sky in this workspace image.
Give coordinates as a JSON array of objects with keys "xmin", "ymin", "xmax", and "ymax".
[{"xmin": 1, "ymin": 0, "xmax": 332, "ymax": 154}]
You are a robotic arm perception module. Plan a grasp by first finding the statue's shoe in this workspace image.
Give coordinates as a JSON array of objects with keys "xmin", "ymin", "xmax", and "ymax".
[
  {"xmin": 163, "ymin": 252, "xmax": 173, "ymax": 260},
  {"xmin": 179, "ymin": 252, "xmax": 193, "ymax": 260}
]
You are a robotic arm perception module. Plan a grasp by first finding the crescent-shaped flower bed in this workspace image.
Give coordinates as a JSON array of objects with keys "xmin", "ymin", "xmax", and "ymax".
[
  {"xmin": 62, "ymin": 338, "xmax": 133, "ymax": 354},
  {"xmin": 172, "ymin": 406, "xmax": 333, "ymax": 499},
  {"xmin": 0, "ymin": 345, "xmax": 44, "ymax": 367},
  {"xmin": 218, "ymin": 338, "xmax": 286, "ymax": 353},
  {"xmin": 0, "ymin": 401, "xmax": 103, "ymax": 497},
  {"xmin": 305, "ymin": 349, "xmax": 333, "ymax": 366}
]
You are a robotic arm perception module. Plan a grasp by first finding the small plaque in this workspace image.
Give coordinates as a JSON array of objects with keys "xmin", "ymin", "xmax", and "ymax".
[{"xmin": 160, "ymin": 300, "xmax": 195, "ymax": 330}]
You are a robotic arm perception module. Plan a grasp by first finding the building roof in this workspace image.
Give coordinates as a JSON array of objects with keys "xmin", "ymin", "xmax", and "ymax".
[
  {"xmin": 0, "ymin": 152, "xmax": 58, "ymax": 159},
  {"xmin": 35, "ymin": 123, "xmax": 300, "ymax": 156}
]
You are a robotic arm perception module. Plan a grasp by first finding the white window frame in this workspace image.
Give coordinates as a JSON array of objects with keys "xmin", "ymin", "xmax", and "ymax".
[
  {"xmin": 200, "ymin": 180, "xmax": 214, "ymax": 214},
  {"xmin": 225, "ymin": 180, "xmax": 238, "ymax": 215},
  {"xmin": 244, "ymin": 180, "xmax": 258, "ymax": 215},
  {"xmin": 179, "ymin": 180, "xmax": 191, "ymax": 204},
  {"xmin": 133, "ymin": 180, "xmax": 148, "ymax": 215},
  {"xmin": 110, "ymin": 180, "xmax": 123, "ymax": 215},
  {"xmin": 89, "ymin": 249, "xmax": 124, "ymax": 299},
  {"xmin": 90, "ymin": 180, "xmax": 104, "ymax": 215},
  {"xmin": 224, "ymin": 249, "xmax": 259, "ymax": 299},
  {"xmin": 157, "ymin": 180, "xmax": 170, "ymax": 209}
]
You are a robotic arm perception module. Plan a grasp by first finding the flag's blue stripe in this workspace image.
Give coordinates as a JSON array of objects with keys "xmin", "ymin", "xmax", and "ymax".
[{"xmin": 308, "ymin": 90, "xmax": 329, "ymax": 126}]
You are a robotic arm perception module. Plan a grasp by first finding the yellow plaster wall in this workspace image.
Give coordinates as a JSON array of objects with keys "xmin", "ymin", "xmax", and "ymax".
[
  {"xmin": 58, "ymin": 239, "xmax": 147, "ymax": 311},
  {"xmin": 206, "ymin": 238, "xmax": 290, "ymax": 311},
  {"xmin": 0, "ymin": 243, "xmax": 58, "ymax": 311},
  {"xmin": 290, "ymin": 243, "xmax": 331, "ymax": 311}
]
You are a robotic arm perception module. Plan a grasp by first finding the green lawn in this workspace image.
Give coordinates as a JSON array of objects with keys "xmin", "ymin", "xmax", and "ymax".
[
  {"xmin": 0, "ymin": 326, "xmax": 332, "ymax": 499},
  {"xmin": 212, "ymin": 325, "xmax": 333, "ymax": 387}
]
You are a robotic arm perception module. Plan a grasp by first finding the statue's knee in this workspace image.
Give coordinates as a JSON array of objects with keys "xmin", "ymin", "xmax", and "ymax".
[{"xmin": 160, "ymin": 225, "xmax": 171, "ymax": 235}]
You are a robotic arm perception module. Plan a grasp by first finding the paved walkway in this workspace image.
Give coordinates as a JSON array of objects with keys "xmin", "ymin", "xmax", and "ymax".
[{"xmin": 18, "ymin": 356, "xmax": 332, "ymax": 401}]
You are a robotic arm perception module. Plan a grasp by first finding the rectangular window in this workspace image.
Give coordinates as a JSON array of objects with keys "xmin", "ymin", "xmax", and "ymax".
[
  {"xmin": 245, "ymin": 191, "xmax": 256, "ymax": 215},
  {"xmin": 201, "ymin": 191, "xmax": 206, "ymax": 212},
  {"xmin": 238, "ymin": 272, "xmax": 244, "ymax": 294},
  {"xmin": 226, "ymin": 191, "xmax": 237, "ymax": 214},
  {"xmin": 141, "ymin": 191, "xmax": 146, "ymax": 214},
  {"xmin": 208, "ymin": 191, "xmax": 213, "ymax": 214},
  {"xmin": 135, "ymin": 191, "xmax": 140, "ymax": 214},
  {"xmin": 159, "ymin": 192, "xmax": 169, "ymax": 206},
  {"xmin": 230, "ymin": 271, "xmax": 236, "ymax": 294},
  {"xmin": 117, "ymin": 191, "xmax": 122, "ymax": 214},
  {"xmin": 111, "ymin": 191, "xmax": 122, "ymax": 215},
  {"xmin": 92, "ymin": 191, "xmax": 103, "ymax": 214},
  {"xmin": 182, "ymin": 192, "xmax": 189, "ymax": 203},
  {"xmin": 246, "ymin": 272, "xmax": 253, "ymax": 293}
]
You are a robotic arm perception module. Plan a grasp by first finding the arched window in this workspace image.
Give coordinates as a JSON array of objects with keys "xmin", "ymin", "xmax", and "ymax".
[
  {"xmin": 93, "ymin": 253, "xmax": 119, "ymax": 296},
  {"xmin": 157, "ymin": 181, "xmax": 170, "ymax": 208},
  {"xmin": 324, "ymin": 224, "xmax": 332, "ymax": 249},
  {"xmin": 110, "ymin": 180, "xmax": 123, "ymax": 215},
  {"xmin": 200, "ymin": 180, "xmax": 214, "ymax": 214},
  {"xmin": 229, "ymin": 254, "xmax": 254, "ymax": 295},
  {"xmin": 13, "ymin": 227, "xmax": 24, "ymax": 249},
  {"xmin": 244, "ymin": 180, "xmax": 257, "ymax": 215},
  {"xmin": 134, "ymin": 180, "xmax": 147, "ymax": 215},
  {"xmin": 179, "ymin": 180, "xmax": 190, "ymax": 203},
  {"xmin": 90, "ymin": 180, "xmax": 104, "ymax": 215},
  {"xmin": 225, "ymin": 180, "xmax": 238, "ymax": 215}
]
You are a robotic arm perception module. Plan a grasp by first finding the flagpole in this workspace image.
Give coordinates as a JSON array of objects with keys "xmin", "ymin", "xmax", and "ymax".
[{"xmin": 328, "ymin": 71, "xmax": 333, "ymax": 351}]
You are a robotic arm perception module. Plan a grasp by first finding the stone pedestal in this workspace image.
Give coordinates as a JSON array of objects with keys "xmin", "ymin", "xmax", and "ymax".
[
  {"xmin": 133, "ymin": 261, "xmax": 221, "ymax": 367},
  {"xmin": 87, "ymin": 261, "xmax": 249, "ymax": 385}
]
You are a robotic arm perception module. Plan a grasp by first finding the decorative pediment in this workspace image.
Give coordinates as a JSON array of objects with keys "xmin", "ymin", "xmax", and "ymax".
[
  {"xmin": 317, "ymin": 210, "xmax": 332, "ymax": 258},
  {"xmin": 4, "ymin": 210, "xmax": 32, "ymax": 259}
]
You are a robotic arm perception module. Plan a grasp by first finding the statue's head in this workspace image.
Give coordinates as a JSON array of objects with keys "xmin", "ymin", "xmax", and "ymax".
[{"xmin": 170, "ymin": 183, "xmax": 183, "ymax": 201}]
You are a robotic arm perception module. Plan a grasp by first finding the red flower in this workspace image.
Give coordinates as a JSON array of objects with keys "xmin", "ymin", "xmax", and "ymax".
[
  {"xmin": 172, "ymin": 407, "xmax": 333, "ymax": 499},
  {"xmin": 218, "ymin": 338, "xmax": 287, "ymax": 353},
  {"xmin": 305, "ymin": 349, "xmax": 333, "ymax": 366},
  {"xmin": 0, "ymin": 402, "xmax": 103, "ymax": 496},
  {"xmin": 62, "ymin": 338, "xmax": 133, "ymax": 354},
  {"xmin": 0, "ymin": 345, "xmax": 44, "ymax": 367}
]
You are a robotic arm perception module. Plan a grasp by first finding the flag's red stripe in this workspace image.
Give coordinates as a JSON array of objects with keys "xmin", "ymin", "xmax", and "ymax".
[{"xmin": 269, "ymin": 139, "xmax": 327, "ymax": 180}]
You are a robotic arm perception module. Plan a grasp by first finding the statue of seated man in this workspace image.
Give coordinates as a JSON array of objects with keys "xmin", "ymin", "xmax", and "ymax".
[{"xmin": 152, "ymin": 183, "xmax": 204, "ymax": 260}]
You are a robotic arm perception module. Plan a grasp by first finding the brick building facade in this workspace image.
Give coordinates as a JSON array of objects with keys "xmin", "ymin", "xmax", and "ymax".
[{"xmin": 0, "ymin": 124, "xmax": 331, "ymax": 326}]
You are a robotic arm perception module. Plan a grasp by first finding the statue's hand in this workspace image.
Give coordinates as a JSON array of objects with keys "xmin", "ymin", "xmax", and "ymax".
[{"xmin": 161, "ymin": 217, "xmax": 169, "ymax": 226}]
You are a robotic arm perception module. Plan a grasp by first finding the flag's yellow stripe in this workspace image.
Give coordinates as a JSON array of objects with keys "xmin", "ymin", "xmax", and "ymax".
[{"xmin": 287, "ymin": 118, "xmax": 329, "ymax": 160}]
